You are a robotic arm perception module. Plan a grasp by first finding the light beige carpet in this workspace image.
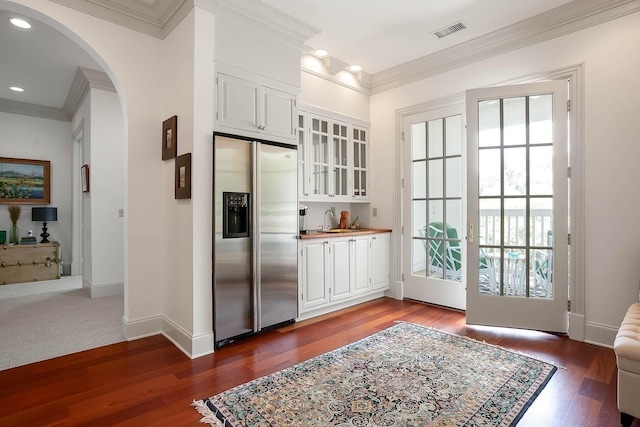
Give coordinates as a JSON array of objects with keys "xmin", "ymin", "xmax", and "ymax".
[{"xmin": 0, "ymin": 276, "xmax": 124, "ymax": 371}]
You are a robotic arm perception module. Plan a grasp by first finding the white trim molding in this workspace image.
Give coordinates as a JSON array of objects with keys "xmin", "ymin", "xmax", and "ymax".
[
  {"xmin": 122, "ymin": 315, "xmax": 214, "ymax": 359},
  {"xmin": 0, "ymin": 98, "xmax": 69, "ymax": 122},
  {"xmin": 370, "ymin": 0, "xmax": 640, "ymax": 93}
]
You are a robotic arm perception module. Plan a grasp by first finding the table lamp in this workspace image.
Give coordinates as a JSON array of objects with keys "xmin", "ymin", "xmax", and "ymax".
[{"xmin": 31, "ymin": 207, "xmax": 57, "ymax": 243}]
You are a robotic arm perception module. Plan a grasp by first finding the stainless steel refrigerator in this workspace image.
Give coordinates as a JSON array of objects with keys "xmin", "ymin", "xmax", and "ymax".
[{"xmin": 213, "ymin": 134, "xmax": 298, "ymax": 347}]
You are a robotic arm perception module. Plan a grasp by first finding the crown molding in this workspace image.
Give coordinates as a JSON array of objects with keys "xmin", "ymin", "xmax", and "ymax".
[
  {"xmin": 370, "ymin": 0, "xmax": 640, "ymax": 94},
  {"xmin": 51, "ymin": 0, "xmax": 192, "ymax": 39},
  {"xmin": 64, "ymin": 67, "xmax": 116, "ymax": 118},
  {"xmin": 202, "ymin": 0, "xmax": 319, "ymax": 50},
  {"xmin": 0, "ymin": 98, "xmax": 69, "ymax": 122}
]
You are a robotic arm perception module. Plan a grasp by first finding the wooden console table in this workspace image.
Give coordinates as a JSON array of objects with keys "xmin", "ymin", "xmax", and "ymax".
[{"xmin": 0, "ymin": 242, "xmax": 60, "ymax": 285}]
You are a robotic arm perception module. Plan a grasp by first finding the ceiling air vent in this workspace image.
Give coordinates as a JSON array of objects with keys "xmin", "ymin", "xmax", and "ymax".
[{"xmin": 433, "ymin": 21, "xmax": 467, "ymax": 39}]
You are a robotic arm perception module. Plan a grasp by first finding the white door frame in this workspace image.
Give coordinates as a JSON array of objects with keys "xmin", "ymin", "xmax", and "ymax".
[
  {"xmin": 395, "ymin": 64, "xmax": 585, "ymax": 341},
  {"xmin": 72, "ymin": 121, "xmax": 84, "ymax": 277}
]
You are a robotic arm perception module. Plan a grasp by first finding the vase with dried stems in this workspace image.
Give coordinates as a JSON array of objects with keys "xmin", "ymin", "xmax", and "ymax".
[{"xmin": 8, "ymin": 205, "xmax": 21, "ymax": 244}]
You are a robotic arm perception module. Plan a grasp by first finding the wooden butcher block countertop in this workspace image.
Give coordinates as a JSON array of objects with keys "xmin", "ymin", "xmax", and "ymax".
[{"xmin": 299, "ymin": 228, "xmax": 392, "ymax": 239}]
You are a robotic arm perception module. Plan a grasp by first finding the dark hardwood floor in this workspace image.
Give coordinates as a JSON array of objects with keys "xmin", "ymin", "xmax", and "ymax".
[{"xmin": 0, "ymin": 297, "xmax": 635, "ymax": 426}]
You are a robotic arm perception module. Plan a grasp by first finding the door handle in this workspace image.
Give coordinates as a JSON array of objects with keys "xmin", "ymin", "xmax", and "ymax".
[{"xmin": 468, "ymin": 223, "xmax": 476, "ymax": 245}]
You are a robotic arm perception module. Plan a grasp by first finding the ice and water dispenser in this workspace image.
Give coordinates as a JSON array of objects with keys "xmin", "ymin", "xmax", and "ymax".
[{"xmin": 223, "ymin": 192, "xmax": 250, "ymax": 238}]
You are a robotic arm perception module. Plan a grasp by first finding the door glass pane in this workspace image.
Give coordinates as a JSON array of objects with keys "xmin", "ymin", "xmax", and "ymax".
[
  {"xmin": 530, "ymin": 248, "xmax": 553, "ymax": 298},
  {"xmin": 429, "ymin": 200, "xmax": 443, "ymax": 224},
  {"xmin": 313, "ymin": 165, "xmax": 327, "ymax": 195},
  {"xmin": 479, "ymin": 249, "xmax": 497, "ymax": 295},
  {"xmin": 504, "ymin": 97, "xmax": 525, "ymax": 146},
  {"xmin": 427, "ymin": 238, "xmax": 444, "ymax": 278},
  {"xmin": 354, "ymin": 171, "xmax": 360, "ymax": 195},
  {"xmin": 446, "ymin": 157, "xmax": 462, "ymax": 198},
  {"xmin": 479, "ymin": 198, "xmax": 501, "ymax": 246},
  {"xmin": 428, "ymin": 159, "xmax": 443, "ymax": 198},
  {"xmin": 413, "ymin": 200, "xmax": 427, "ymax": 237},
  {"xmin": 413, "ymin": 239, "xmax": 427, "ymax": 276},
  {"xmin": 428, "ymin": 119, "xmax": 443, "ymax": 158},
  {"xmin": 504, "ymin": 147, "xmax": 526, "ymax": 196},
  {"xmin": 502, "ymin": 248, "xmax": 526, "ymax": 296},
  {"xmin": 530, "ymin": 94, "xmax": 553, "ymax": 145},
  {"xmin": 504, "ymin": 198, "xmax": 526, "ymax": 247},
  {"xmin": 479, "ymin": 149, "xmax": 500, "ymax": 196},
  {"xmin": 479, "ymin": 100, "xmax": 500, "ymax": 147},
  {"xmin": 446, "ymin": 200, "xmax": 462, "ymax": 236},
  {"xmin": 413, "ymin": 161, "xmax": 426, "ymax": 199},
  {"xmin": 446, "ymin": 115, "xmax": 462, "ymax": 156},
  {"xmin": 530, "ymin": 197, "xmax": 553, "ymax": 247},
  {"xmin": 530, "ymin": 146, "xmax": 553, "ymax": 195},
  {"xmin": 412, "ymin": 123, "xmax": 426, "ymax": 159}
]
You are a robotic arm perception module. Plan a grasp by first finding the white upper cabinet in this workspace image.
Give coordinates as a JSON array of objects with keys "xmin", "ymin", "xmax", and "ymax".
[
  {"xmin": 215, "ymin": 67, "xmax": 297, "ymax": 143},
  {"xmin": 298, "ymin": 105, "xmax": 370, "ymax": 201}
]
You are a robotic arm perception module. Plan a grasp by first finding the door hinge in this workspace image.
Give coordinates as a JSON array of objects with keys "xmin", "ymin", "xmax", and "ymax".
[
  {"xmin": 401, "ymin": 131, "xmax": 405, "ymax": 142},
  {"xmin": 567, "ymin": 100, "xmax": 571, "ymax": 112},
  {"xmin": 567, "ymin": 167, "xmax": 571, "ymax": 178},
  {"xmin": 567, "ymin": 300, "xmax": 571, "ymax": 311},
  {"xmin": 401, "ymin": 178, "xmax": 405, "ymax": 188},
  {"xmin": 568, "ymin": 233, "xmax": 571, "ymax": 245},
  {"xmin": 401, "ymin": 273, "xmax": 404, "ymax": 281},
  {"xmin": 401, "ymin": 226, "xmax": 404, "ymax": 235}
]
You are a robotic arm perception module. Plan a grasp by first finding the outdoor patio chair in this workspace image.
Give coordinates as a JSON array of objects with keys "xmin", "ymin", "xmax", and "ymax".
[{"xmin": 420, "ymin": 222, "xmax": 494, "ymax": 285}]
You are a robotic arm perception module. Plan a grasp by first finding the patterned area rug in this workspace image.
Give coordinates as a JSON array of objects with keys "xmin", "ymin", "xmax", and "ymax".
[{"xmin": 193, "ymin": 322, "xmax": 555, "ymax": 426}]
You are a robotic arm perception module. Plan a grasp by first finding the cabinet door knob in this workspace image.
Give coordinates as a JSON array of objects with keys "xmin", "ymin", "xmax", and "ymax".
[
  {"xmin": 33, "ymin": 260, "xmax": 38, "ymax": 265},
  {"xmin": 17, "ymin": 261, "xmax": 22, "ymax": 266}
]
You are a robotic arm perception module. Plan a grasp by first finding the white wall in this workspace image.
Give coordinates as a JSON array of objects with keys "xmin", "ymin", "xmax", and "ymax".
[
  {"xmin": 370, "ymin": 10, "xmax": 640, "ymax": 345},
  {"xmin": 88, "ymin": 88, "xmax": 124, "ymax": 296},
  {"xmin": 0, "ymin": 111, "xmax": 72, "ymax": 263},
  {"xmin": 4, "ymin": 0, "xmax": 166, "ymax": 335}
]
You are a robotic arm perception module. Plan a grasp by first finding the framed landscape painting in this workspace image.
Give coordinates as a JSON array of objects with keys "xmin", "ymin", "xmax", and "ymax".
[{"xmin": 0, "ymin": 157, "xmax": 51, "ymax": 204}]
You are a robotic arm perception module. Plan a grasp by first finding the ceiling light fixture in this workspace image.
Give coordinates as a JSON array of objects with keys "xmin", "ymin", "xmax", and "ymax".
[
  {"xmin": 348, "ymin": 65, "xmax": 362, "ymax": 73},
  {"xmin": 313, "ymin": 49, "xmax": 328, "ymax": 58},
  {"xmin": 9, "ymin": 86, "xmax": 24, "ymax": 92},
  {"xmin": 9, "ymin": 18, "xmax": 31, "ymax": 29}
]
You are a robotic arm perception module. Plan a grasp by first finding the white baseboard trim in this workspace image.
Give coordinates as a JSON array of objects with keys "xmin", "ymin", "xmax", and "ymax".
[
  {"xmin": 297, "ymin": 292, "xmax": 386, "ymax": 321},
  {"xmin": 568, "ymin": 312, "xmax": 585, "ymax": 342},
  {"xmin": 83, "ymin": 280, "xmax": 124, "ymax": 298},
  {"xmin": 161, "ymin": 317, "xmax": 215, "ymax": 359},
  {"xmin": 121, "ymin": 315, "xmax": 214, "ymax": 359},
  {"xmin": 584, "ymin": 321, "xmax": 617, "ymax": 349}
]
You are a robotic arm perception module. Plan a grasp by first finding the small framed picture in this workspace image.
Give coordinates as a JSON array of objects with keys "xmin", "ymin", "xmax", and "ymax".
[
  {"xmin": 162, "ymin": 115, "xmax": 178, "ymax": 160},
  {"xmin": 175, "ymin": 153, "xmax": 191, "ymax": 199},
  {"xmin": 81, "ymin": 164, "xmax": 90, "ymax": 193}
]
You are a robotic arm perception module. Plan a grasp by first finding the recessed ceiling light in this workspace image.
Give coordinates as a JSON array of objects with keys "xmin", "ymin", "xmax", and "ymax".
[
  {"xmin": 9, "ymin": 86, "xmax": 24, "ymax": 92},
  {"xmin": 313, "ymin": 49, "xmax": 328, "ymax": 58},
  {"xmin": 9, "ymin": 18, "xmax": 31, "ymax": 29},
  {"xmin": 348, "ymin": 65, "xmax": 362, "ymax": 73}
]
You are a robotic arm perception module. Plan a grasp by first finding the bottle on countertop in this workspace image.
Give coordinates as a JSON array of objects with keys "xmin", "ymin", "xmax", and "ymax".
[{"xmin": 351, "ymin": 217, "xmax": 360, "ymax": 230}]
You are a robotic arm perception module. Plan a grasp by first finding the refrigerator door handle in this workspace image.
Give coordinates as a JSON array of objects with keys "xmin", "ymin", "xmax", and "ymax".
[{"xmin": 251, "ymin": 141, "xmax": 260, "ymax": 333}]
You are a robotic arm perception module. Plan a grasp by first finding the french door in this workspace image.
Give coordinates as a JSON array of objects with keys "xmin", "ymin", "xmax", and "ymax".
[
  {"xmin": 402, "ymin": 105, "xmax": 466, "ymax": 310},
  {"xmin": 466, "ymin": 80, "xmax": 568, "ymax": 332}
]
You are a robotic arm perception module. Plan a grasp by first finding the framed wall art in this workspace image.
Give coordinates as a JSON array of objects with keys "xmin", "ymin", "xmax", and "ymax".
[
  {"xmin": 162, "ymin": 115, "xmax": 178, "ymax": 160},
  {"xmin": 0, "ymin": 157, "xmax": 51, "ymax": 205},
  {"xmin": 175, "ymin": 153, "xmax": 191, "ymax": 199},
  {"xmin": 81, "ymin": 164, "xmax": 90, "ymax": 193}
]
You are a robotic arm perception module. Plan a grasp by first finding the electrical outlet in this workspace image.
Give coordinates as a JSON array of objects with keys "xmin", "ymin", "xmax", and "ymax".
[{"xmin": 372, "ymin": 207, "xmax": 378, "ymax": 217}]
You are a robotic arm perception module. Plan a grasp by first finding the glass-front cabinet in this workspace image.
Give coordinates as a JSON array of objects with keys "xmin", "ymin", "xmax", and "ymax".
[{"xmin": 298, "ymin": 105, "xmax": 370, "ymax": 202}]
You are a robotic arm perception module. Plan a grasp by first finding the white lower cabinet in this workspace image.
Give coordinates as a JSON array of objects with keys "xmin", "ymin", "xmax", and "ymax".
[
  {"xmin": 299, "ymin": 233, "xmax": 390, "ymax": 318},
  {"xmin": 371, "ymin": 233, "xmax": 390, "ymax": 290}
]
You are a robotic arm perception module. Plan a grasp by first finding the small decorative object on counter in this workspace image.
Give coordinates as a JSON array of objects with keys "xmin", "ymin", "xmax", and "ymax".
[
  {"xmin": 8, "ymin": 205, "xmax": 21, "ymax": 244},
  {"xmin": 339, "ymin": 211, "xmax": 349, "ymax": 229},
  {"xmin": 351, "ymin": 217, "xmax": 360, "ymax": 230}
]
